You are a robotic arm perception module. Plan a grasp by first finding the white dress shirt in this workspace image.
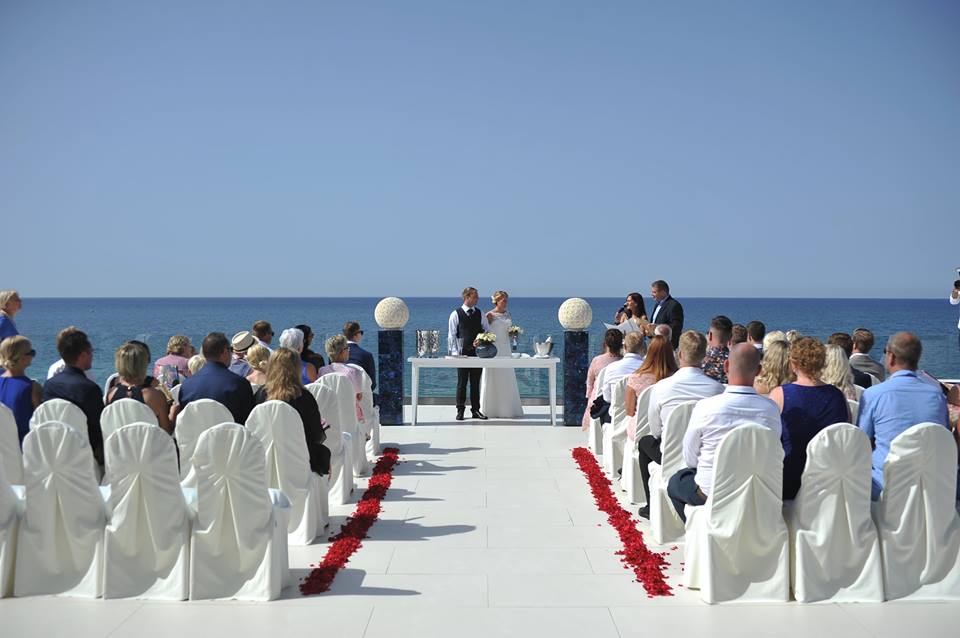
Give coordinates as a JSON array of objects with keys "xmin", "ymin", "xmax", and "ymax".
[
  {"xmin": 681, "ymin": 385, "xmax": 781, "ymax": 495},
  {"xmin": 46, "ymin": 358, "xmax": 97, "ymax": 382},
  {"xmin": 601, "ymin": 352, "xmax": 644, "ymax": 402},
  {"xmin": 646, "ymin": 366, "xmax": 723, "ymax": 437},
  {"xmin": 256, "ymin": 338, "xmax": 274, "ymax": 352},
  {"xmin": 447, "ymin": 304, "xmax": 491, "ymax": 355},
  {"xmin": 951, "ymin": 291, "xmax": 960, "ymax": 328}
]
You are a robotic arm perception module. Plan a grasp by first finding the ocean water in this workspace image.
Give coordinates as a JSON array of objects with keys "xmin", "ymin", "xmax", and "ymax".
[{"xmin": 13, "ymin": 297, "xmax": 960, "ymax": 396}]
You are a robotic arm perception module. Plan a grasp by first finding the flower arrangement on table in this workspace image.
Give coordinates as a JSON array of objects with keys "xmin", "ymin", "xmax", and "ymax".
[
  {"xmin": 507, "ymin": 325, "xmax": 523, "ymax": 352},
  {"xmin": 474, "ymin": 332, "xmax": 497, "ymax": 344}
]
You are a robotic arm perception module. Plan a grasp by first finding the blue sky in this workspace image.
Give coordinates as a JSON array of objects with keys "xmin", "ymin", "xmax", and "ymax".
[{"xmin": 2, "ymin": 1, "xmax": 958, "ymax": 298}]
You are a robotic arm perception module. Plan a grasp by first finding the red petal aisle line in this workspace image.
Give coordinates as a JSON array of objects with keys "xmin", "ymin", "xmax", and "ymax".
[
  {"xmin": 300, "ymin": 447, "xmax": 401, "ymax": 595},
  {"xmin": 571, "ymin": 447, "xmax": 673, "ymax": 597}
]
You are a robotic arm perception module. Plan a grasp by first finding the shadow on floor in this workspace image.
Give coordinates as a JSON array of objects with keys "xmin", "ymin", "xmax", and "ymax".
[
  {"xmin": 367, "ymin": 519, "xmax": 477, "ymax": 542},
  {"xmin": 285, "ymin": 569, "xmax": 421, "ymax": 599}
]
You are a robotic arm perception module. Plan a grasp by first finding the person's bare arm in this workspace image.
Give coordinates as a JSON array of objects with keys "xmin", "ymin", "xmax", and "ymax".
[
  {"xmin": 144, "ymin": 388, "xmax": 173, "ymax": 433},
  {"xmin": 768, "ymin": 385, "xmax": 785, "ymax": 412}
]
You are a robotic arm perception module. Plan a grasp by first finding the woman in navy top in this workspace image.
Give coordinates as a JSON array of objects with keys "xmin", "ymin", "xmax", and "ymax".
[
  {"xmin": 769, "ymin": 337, "xmax": 849, "ymax": 500},
  {"xmin": 0, "ymin": 336, "xmax": 42, "ymax": 443}
]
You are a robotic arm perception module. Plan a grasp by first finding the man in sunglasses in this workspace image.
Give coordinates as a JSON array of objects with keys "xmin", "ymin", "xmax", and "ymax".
[{"xmin": 344, "ymin": 321, "xmax": 376, "ymax": 399}]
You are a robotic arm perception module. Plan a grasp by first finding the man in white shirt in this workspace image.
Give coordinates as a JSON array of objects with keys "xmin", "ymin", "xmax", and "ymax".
[
  {"xmin": 636, "ymin": 330, "xmax": 722, "ymax": 518},
  {"xmin": 666, "ymin": 343, "xmax": 781, "ymax": 521},
  {"xmin": 601, "ymin": 332, "xmax": 646, "ymax": 402},
  {"xmin": 951, "ymin": 279, "xmax": 960, "ymax": 354}
]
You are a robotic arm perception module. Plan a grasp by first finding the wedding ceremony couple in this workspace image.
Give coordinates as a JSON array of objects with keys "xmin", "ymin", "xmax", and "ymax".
[{"xmin": 447, "ymin": 287, "xmax": 523, "ymax": 421}]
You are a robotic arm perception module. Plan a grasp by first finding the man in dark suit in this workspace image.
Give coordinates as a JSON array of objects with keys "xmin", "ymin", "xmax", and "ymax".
[
  {"xmin": 42, "ymin": 326, "xmax": 105, "ymax": 464},
  {"xmin": 172, "ymin": 332, "xmax": 255, "ymax": 425},
  {"xmin": 648, "ymin": 280, "xmax": 684, "ymax": 350},
  {"xmin": 344, "ymin": 321, "xmax": 376, "ymax": 394}
]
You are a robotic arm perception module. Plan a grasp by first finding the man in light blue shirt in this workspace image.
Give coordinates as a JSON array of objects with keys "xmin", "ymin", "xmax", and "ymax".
[{"xmin": 857, "ymin": 331, "xmax": 950, "ymax": 499}]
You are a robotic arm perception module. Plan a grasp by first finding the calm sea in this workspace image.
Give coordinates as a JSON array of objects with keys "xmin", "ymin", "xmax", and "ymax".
[{"xmin": 13, "ymin": 297, "xmax": 960, "ymax": 396}]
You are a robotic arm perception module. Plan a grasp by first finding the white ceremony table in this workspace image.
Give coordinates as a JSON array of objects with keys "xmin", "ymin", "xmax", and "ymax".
[{"xmin": 408, "ymin": 356, "xmax": 561, "ymax": 426}]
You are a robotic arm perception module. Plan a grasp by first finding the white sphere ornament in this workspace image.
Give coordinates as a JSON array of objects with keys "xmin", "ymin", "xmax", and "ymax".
[
  {"xmin": 558, "ymin": 298, "xmax": 592, "ymax": 331},
  {"xmin": 374, "ymin": 297, "xmax": 410, "ymax": 329}
]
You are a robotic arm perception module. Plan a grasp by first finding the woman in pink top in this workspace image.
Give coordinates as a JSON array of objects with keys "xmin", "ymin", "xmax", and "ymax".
[
  {"xmin": 317, "ymin": 335, "xmax": 365, "ymax": 420},
  {"xmin": 582, "ymin": 329, "xmax": 624, "ymax": 430},
  {"xmin": 153, "ymin": 335, "xmax": 193, "ymax": 380},
  {"xmin": 624, "ymin": 335, "xmax": 678, "ymax": 441}
]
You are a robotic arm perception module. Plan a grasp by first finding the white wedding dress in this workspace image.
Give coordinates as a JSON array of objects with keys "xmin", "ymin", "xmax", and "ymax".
[{"xmin": 479, "ymin": 312, "xmax": 524, "ymax": 418}]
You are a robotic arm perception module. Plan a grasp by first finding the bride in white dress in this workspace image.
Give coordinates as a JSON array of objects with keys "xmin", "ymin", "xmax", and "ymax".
[{"xmin": 480, "ymin": 291, "xmax": 524, "ymax": 418}]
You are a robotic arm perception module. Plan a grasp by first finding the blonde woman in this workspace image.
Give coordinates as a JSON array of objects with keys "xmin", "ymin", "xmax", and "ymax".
[
  {"xmin": 106, "ymin": 342, "xmax": 172, "ymax": 433},
  {"xmin": 763, "ymin": 330, "xmax": 787, "ymax": 351},
  {"xmin": 254, "ymin": 348, "xmax": 329, "ymax": 475},
  {"xmin": 187, "ymin": 354, "xmax": 206, "ymax": 375},
  {"xmin": 754, "ymin": 339, "xmax": 794, "ymax": 395},
  {"xmin": 317, "ymin": 335, "xmax": 364, "ymax": 398},
  {"xmin": 0, "ymin": 291, "xmax": 22, "ymax": 341},
  {"xmin": 822, "ymin": 344, "xmax": 858, "ymax": 400},
  {"xmin": 0, "ymin": 335, "xmax": 42, "ymax": 442},
  {"xmin": 245, "ymin": 344, "xmax": 269, "ymax": 386},
  {"xmin": 153, "ymin": 335, "xmax": 193, "ymax": 380},
  {"xmin": 480, "ymin": 290, "xmax": 523, "ymax": 418}
]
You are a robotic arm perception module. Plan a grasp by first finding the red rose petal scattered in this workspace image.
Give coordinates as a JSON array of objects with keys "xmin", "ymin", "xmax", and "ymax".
[
  {"xmin": 571, "ymin": 447, "xmax": 673, "ymax": 597},
  {"xmin": 299, "ymin": 447, "xmax": 401, "ymax": 595}
]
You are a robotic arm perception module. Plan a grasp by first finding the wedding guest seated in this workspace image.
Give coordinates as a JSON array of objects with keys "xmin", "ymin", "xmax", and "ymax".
[
  {"xmin": 637, "ymin": 330, "xmax": 722, "ymax": 518},
  {"xmin": 850, "ymin": 327, "xmax": 885, "ymax": 381},
  {"xmin": 729, "ymin": 324, "xmax": 747, "ymax": 347},
  {"xmin": 614, "ymin": 292, "xmax": 648, "ymax": 328},
  {"xmin": 786, "ymin": 329, "xmax": 803, "ymax": 344},
  {"xmin": 753, "ymin": 339, "xmax": 794, "ymax": 395},
  {"xmin": 762, "ymin": 330, "xmax": 787, "ymax": 351},
  {"xmin": 106, "ymin": 342, "xmax": 172, "ymax": 433},
  {"xmin": 344, "ymin": 321, "xmax": 376, "ymax": 393},
  {"xmin": 229, "ymin": 331, "xmax": 256, "ymax": 377},
  {"xmin": 583, "ymin": 329, "xmax": 623, "ymax": 430},
  {"xmin": 601, "ymin": 332, "xmax": 646, "ymax": 402},
  {"xmin": 187, "ymin": 354, "xmax": 206, "ymax": 375},
  {"xmin": 279, "ymin": 328, "xmax": 318, "ymax": 384},
  {"xmin": 252, "ymin": 320, "xmax": 274, "ymax": 351},
  {"xmin": 653, "ymin": 324, "xmax": 672, "ymax": 341},
  {"xmin": 0, "ymin": 336, "xmax": 42, "ymax": 442},
  {"xmin": 173, "ymin": 332, "xmax": 255, "ymax": 425},
  {"xmin": 153, "ymin": 335, "xmax": 193, "ymax": 380},
  {"xmin": 254, "ymin": 348, "xmax": 330, "ymax": 475},
  {"xmin": 769, "ymin": 337, "xmax": 848, "ymax": 500},
  {"xmin": 0, "ymin": 290, "xmax": 22, "ymax": 341},
  {"xmin": 746, "ymin": 320, "xmax": 766, "ymax": 353},
  {"xmin": 667, "ymin": 344, "xmax": 781, "ymax": 521},
  {"xmin": 827, "ymin": 332, "xmax": 872, "ymax": 388},
  {"xmin": 625, "ymin": 334, "xmax": 678, "ymax": 440},
  {"xmin": 702, "ymin": 315, "xmax": 733, "ymax": 383},
  {"xmin": 317, "ymin": 335, "xmax": 364, "ymax": 398},
  {"xmin": 42, "ymin": 326, "xmax": 105, "ymax": 464},
  {"xmin": 822, "ymin": 344, "xmax": 858, "ymax": 401},
  {"xmin": 104, "ymin": 340, "xmax": 159, "ymax": 394},
  {"xmin": 857, "ymin": 332, "xmax": 949, "ymax": 499},
  {"xmin": 296, "ymin": 324, "xmax": 326, "ymax": 371},
  {"xmin": 47, "ymin": 357, "xmax": 97, "ymax": 381},
  {"xmin": 245, "ymin": 344, "xmax": 269, "ymax": 386}
]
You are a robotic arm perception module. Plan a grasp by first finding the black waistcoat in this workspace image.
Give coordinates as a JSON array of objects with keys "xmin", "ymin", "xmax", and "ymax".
[{"xmin": 456, "ymin": 307, "xmax": 483, "ymax": 356}]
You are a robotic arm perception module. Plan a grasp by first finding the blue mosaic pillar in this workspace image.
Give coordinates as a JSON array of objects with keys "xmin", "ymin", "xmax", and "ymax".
[
  {"xmin": 564, "ymin": 331, "xmax": 589, "ymax": 426},
  {"xmin": 378, "ymin": 330, "xmax": 404, "ymax": 425}
]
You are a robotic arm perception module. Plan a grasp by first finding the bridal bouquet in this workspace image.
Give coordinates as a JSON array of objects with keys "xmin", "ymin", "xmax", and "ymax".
[
  {"xmin": 507, "ymin": 325, "xmax": 523, "ymax": 337},
  {"xmin": 475, "ymin": 332, "xmax": 497, "ymax": 343}
]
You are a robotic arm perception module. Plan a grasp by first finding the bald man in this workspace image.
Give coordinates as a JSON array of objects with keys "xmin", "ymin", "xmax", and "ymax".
[{"xmin": 666, "ymin": 344, "xmax": 782, "ymax": 521}]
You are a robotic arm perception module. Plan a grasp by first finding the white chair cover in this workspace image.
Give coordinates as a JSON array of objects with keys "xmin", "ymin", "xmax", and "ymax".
[
  {"xmin": 170, "ymin": 385, "xmax": 181, "ymax": 404},
  {"xmin": 102, "ymin": 373, "xmax": 119, "ymax": 401},
  {"xmin": 846, "ymin": 399, "xmax": 858, "ymax": 423},
  {"xmin": 873, "ymin": 422, "xmax": 960, "ymax": 600},
  {"xmin": 867, "ymin": 373, "xmax": 882, "ymax": 387},
  {"xmin": 0, "ymin": 403, "xmax": 23, "ymax": 485},
  {"xmin": 29, "ymin": 398, "xmax": 87, "ymax": 433},
  {"xmin": 0, "ymin": 461, "xmax": 22, "ymax": 597},
  {"xmin": 246, "ymin": 401, "xmax": 328, "ymax": 545},
  {"xmin": 103, "ymin": 423, "xmax": 190, "ymax": 600},
  {"xmin": 587, "ymin": 367, "xmax": 606, "ymax": 454},
  {"xmin": 349, "ymin": 364, "xmax": 381, "ymax": 458},
  {"xmin": 101, "ymin": 398, "xmax": 159, "ymax": 442},
  {"xmin": 649, "ymin": 400, "xmax": 698, "ymax": 544},
  {"xmin": 853, "ymin": 384, "xmax": 864, "ymax": 401},
  {"xmin": 309, "ymin": 379, "xmax": 355, "ymax": 504},
  {"xmin": 14, "ymin": 422, "xmax": 107, "ymax": 598},
  {"xmin": 683, "ymin": 423, "xmax": 789, "ymax": 603},
  {"xmin": 175, "ymin": 399, "xmax": 233, "ymax": 481},
  {"xmin": 189, "ymin": 423, "xmax": 289, "ymax": 601},
  {"xmin": 323, "ymin": 373, "xmax": 369, "ymax": 477},
  {"xmin": 785, "ymin": 423, "xmax": 883, "ymax": 603},
  {"xmin": 601, "ymin": 377, "xmax": 629, "ymax": 477},
  {"xmin": 621, "ymin": 385, "xmax": 653, "ymax": 504}
]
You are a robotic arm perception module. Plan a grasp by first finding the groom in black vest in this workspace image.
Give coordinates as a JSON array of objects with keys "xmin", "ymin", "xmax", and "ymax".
[{"xmin": 448, "ymin": 286, "xmax": 489, "ymax": 420}]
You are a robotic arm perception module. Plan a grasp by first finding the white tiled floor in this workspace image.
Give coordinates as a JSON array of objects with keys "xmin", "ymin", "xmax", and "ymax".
[{"xmin": 2, "ymin": 405, "xmax": 959, "ymax": 637}]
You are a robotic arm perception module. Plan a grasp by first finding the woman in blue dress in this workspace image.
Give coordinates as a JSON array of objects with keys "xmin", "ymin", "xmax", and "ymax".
[
  {"xmin": 0, "ymin": 290, "xmax": 22, "ymax": 341},
  {"xmin": 0, "ymin": 335, "xmax": 42, "ymax": 443}
]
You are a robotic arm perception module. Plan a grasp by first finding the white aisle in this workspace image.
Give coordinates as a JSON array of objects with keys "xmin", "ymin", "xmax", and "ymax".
[{"xmin": 1, "ymin": 405, "xmax": 958, "ymax": 637}]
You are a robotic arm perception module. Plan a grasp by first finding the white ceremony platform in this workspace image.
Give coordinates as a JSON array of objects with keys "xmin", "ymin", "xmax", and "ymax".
[{"xmin": 2, "ymin": 405, "xmax": 958, "ymax": 638}]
